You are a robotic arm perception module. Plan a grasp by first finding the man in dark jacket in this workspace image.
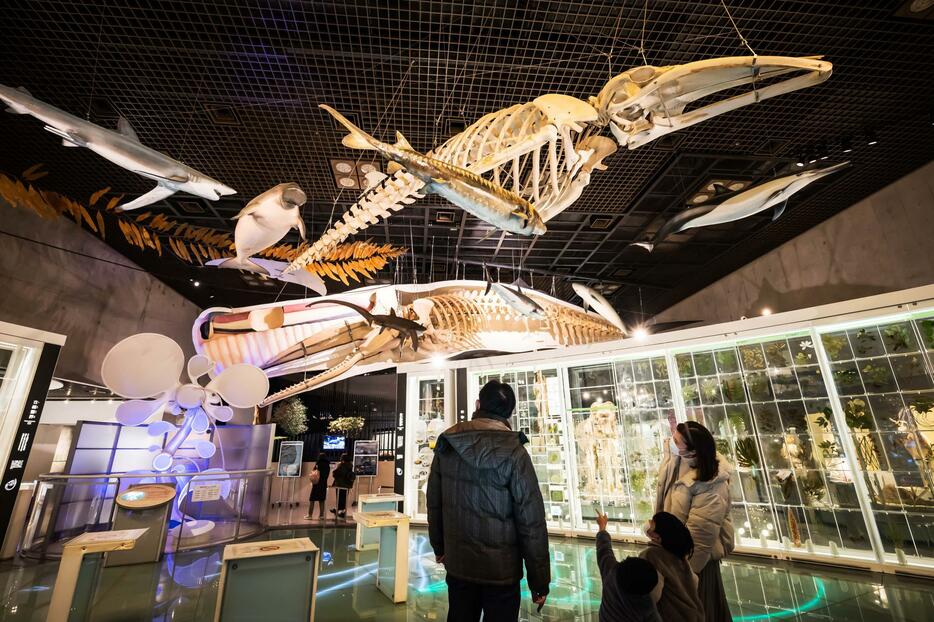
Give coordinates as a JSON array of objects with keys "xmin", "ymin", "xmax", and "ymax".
[{"xmin": 427, "ymin": 380, "xmax": 550, "ymax": 622}]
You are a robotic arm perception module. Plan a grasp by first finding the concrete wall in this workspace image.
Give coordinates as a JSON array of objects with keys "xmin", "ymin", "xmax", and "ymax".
[
  {"xmin": 655, "ymin": 161, "xmax": 934, "ymax": 325},
  {"xmin": 0, "ymin": 198, "xmax": 201, "ymax": 384}
]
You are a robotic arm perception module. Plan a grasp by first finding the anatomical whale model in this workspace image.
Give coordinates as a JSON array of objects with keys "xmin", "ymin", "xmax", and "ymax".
[
  {"xmin": 193, "ymin": 280, "xmax": 628, "ymax": 404},
  {"xmin": 632, "ymin": 161, "xmax": 849, "ymax": 252},
  {"xmin": 0, "ymin": 84, "xmax": 236, "ymax": 210},
  {"xmin": 286, "ymin": 55, "xmax": 832, "ymax": 273}
]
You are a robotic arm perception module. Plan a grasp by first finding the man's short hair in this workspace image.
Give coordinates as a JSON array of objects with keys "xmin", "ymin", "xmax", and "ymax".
[
  {"xmin": 616, "ymin": 557, "xmax": 658, "ymax": 596},
  {"xmin": 478, "ymin": 380, "xmax": 516, "ymax": 419}
]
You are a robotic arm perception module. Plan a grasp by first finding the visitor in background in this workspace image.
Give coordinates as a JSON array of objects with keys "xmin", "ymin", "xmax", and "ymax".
[
  {"xmin": 427, "ymin": 379, "xmax": 550, "ymax": 622},
  {"xmin": 330, "ymin": 453, "xmax": 356, "ymax": 519},
  {"xmin": 305, "ymin": 453, "xmax": 330, "ymax": 521},
  {"xmin": 640, "ymin": 511, "xmax": 704, "ymax": 622},
  {"xmin": 594, "ymin": 512, "xmax": 661, "ymax": 622},
  {"xmin": 656, "ymin": 420, "xmax": 734, "ymax": 622}
]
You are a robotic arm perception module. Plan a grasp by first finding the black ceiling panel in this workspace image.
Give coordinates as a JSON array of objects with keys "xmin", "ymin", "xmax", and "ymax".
[{"xmin": 0, "ymin": 1, "xmax": 931, "ymax": 319}]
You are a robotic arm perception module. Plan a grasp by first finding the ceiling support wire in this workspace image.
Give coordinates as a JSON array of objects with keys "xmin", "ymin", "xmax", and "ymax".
[
  {"xmin": 720, "ymin": 0, "xmax": 758, "ymax": 57},
  {"xmin": 85, "ymin": 7, "xmax": 106, "ymax": 121}
]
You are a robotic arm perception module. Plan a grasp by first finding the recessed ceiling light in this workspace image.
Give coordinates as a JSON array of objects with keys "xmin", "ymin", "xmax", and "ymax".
[
  {"xmin": 49, "ymin": 379, "xmax": 64, "ymax": 391},
  {"xmin": 335, "ymin": 162, "xmax": 354, "ymax": 173},
  {"xmin": 358, "ymin": 163, "xmax": 378, "ymax": 174},
  {"xmin": 338, "ymin": 177, "xmax": 358, "ymax": 188},
  {"xmin": 692, "ymin": 194, "xmax": 710, "ymax": 204}
]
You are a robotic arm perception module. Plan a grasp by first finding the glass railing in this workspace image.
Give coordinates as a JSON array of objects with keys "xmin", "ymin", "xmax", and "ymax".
[{"xmin": 21, "ymin": 469, "xmax": 273, "ymax": 559}]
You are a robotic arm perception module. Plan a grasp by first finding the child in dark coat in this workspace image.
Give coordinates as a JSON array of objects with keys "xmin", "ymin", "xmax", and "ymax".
[
  {"xmin": 595, "ymin": 512, "xmax": 662, "ymax": 622},
  {"xmin": 641, "ymin": 511, "xmax": 705, "ymax": 622}
]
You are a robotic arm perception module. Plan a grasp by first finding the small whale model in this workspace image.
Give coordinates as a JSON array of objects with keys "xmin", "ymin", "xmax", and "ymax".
[
  {"xmin": 218, "ymin": 183, "xmax": 307, "ymax": 275},
  {"xmin": 0, "ymin": 84, "xmax": 235, "ymax": 210},
  {"xmin": 632, "ymin": 162, "xmax": 849, "ymax": 252},
  {"xmin": 319, "ymin": 104, "xmax": 546, "ymax": 237},
  {"xmin": 571, "ymin": 283, "xmax": 627, "ymax": 333}
]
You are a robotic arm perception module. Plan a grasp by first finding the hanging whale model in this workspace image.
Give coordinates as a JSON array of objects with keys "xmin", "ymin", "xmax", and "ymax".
[
  {"xmin": 319, "ymin": 104, "xmax": 546, "ymax": 237},
  {"xmin": 0, "ymin": 84, "xmax": 236, "ymax": 210},
  {"xmin": 631, "ymin": 162, "xmax": 850, "ymax": 252},
  {"xmin": 219, "ymin": 182, "xmax": 307, "ymax": 273},
  {"xmin": 571, "ymin": 283, "xmax": 627, "ymax": 334}
]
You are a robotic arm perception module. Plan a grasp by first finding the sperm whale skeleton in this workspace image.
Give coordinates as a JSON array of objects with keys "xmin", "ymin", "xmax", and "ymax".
[
  {"xmin": 284, "ymin": 55, "xmax": 832, "ymax": 274},
  {"xmin": 192, "ymin": 280, "xmax": 626, "ymax": 405}
]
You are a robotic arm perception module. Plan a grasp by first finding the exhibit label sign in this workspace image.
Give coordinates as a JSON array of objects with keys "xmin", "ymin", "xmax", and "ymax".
[
  {"xmin": 0, "ymin": 342, "xmax": 60, "ymax": 543},
  {"xmin": 353, "ymin": 439, "xmax": 378, "ymax": 476},
  {"xmin": 277, "ymin": 441, "xmax": 303, "ymax": 477},
  {"xmin": 191, "ymin": 483, "xmax": 222, "ymax": 503}
]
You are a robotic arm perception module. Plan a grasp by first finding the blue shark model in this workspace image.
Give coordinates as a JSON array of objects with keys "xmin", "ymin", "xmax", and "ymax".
[{"xmin": 0, "ymin": 84, "xmax": 235, "ymax": 210}]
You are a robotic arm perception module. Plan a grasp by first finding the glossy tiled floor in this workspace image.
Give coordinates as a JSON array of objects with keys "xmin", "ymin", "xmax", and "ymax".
[{"xmin": 0, "ymin": 525, "xmax": 932, "ymax": 621}]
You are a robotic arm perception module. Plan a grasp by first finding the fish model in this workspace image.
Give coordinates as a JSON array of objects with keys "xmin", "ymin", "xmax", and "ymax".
[
  {"xmin": 219, "ymin": 182, "xmax": 307, "ymax": 274},
  {"xmin": 485, "ymin": 274, "xmax": 547, "ymax": 320},
  {"xmin": 632, "ymin": 162, "xmax": 850, "ymax": 252},
  {"xmin": 0, "ymin": 84, "xmax": 235, "ymax": 210},
  {"xmin": 319, "ymin": 104, "xmax": 546, "ymax": 237},
  {"xmin": 304, "ymin": 299, "xmax": 426, "ymax": 350},
  {"xmin": 571, "ymin": 283, "xmax": 627, "ymax": 333}
]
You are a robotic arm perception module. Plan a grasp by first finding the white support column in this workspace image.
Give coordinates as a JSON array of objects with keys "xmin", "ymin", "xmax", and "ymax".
[{"xmin": 810, "ymin": 327, "xmax": 886, "ymax": 566}]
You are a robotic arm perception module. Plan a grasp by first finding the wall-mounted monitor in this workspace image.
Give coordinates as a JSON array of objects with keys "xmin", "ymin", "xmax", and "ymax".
[{"xmin": 323, "ymin": 435, "xmax": 345, "ymax": 451}]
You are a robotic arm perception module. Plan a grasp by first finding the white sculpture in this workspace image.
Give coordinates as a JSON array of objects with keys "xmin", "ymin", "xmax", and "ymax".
[
  {"xmin": 285, "ymin": 55, "xmax": 832, "ymax": 273},
  {"xmin": 0, "ymin": 84, "xmax": 236, "ymax": 210},
  {"xmin": 572, "ymin": 283, "xmax": 627, "ymax": 333},
  {"xmin": 101, "ymin": 333, "xmax": 269, "ymax": 471}
]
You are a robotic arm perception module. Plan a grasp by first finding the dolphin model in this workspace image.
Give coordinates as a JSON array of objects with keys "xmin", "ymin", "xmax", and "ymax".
[
  {"xmin": 0, "ymin": 84, "xmax": 235, "ymax": 210},
  {"xmin": 632, "ymin": 162, "xmax": 850, "ymax": 252},
  {"xmin": 218, "ymin": 182, "xmax": 307, "ymax": 274},
  {"xmin": 571, "ymin": 283, "xmax": 627, "ymax": 333},
  {"xmin": 303, "ymin": 299, "xmax": 426, "ymax": 350},
  {"xmin": 484, "ymin": 271, "xmax": 547, "ymax": 320},
  {"xmin": 319, "ymin": 104, "xmax": 546, "ymax": 237}
]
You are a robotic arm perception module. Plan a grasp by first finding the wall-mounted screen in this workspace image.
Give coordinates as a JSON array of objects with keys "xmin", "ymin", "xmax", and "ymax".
[{"xmin": 323, "ymin": 435, "xmax": 345, "ymax": 451}]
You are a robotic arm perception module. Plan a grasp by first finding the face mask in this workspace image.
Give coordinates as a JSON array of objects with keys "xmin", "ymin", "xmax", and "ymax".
[{"xmin": 670, "ymin": 437, "xmax": 695, "ymax": 459}]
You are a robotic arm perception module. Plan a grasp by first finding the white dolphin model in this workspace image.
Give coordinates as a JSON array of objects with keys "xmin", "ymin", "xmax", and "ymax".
[
  {"xmin": 572, "ymin": 283, "xmax": 627, "ymax": 334},
  {"xmin": 219, "ymin": 182, "xmax": 307, "ymax": 274},
  {"xmin": 0, "ymin": 84, "xmax": 236, "ymax": 210}
]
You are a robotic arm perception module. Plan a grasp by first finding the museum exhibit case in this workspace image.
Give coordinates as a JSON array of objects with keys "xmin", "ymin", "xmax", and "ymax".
[
  {"xmin": 400, "ymin": 285, "xmax": 934, "ymax": 575},
  {"xmin": 404, "ymin": 373, "xmax": 450, "ymax": 520}
]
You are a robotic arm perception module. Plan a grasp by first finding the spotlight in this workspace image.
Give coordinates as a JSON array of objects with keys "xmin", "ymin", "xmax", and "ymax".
[
  {"xmin": 430, "ymin": 354, "xmax": 445, "ymax": 367},
  {"xmin": 193, "ymin": 280, "xmax": 200, "ymax": 287},
  {"xmin": 840, "ymin": 136, "xmax": 853, "ymax": 153},
  {"xmin": 632, "ymin": 326, "xmax": 649, "ymax": 341},
  {"xmin": 794, "ymin": 152, "xmax": 806, "ymax": 167},
  {"xmin": 761, "ymin": 307, "xmax": 772, "ymax": 316},
  {"xmin": 865, "ymin": 129, "xmax": 878, "ymax": 146},
  {"xmin": 816, "ymin": 142, "xmax": 828, "ymax": 160}
]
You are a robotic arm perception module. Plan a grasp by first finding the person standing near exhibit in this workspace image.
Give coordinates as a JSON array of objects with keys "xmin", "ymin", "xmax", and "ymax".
[
  {"xmin": 656, "ymin": 420, "xmax": 734, "ymax": 622},
  {"xmin": 427, "ymin": 379, "xmax": 550, "ymax": 622},
  {"xmin": 330, "ymin": 453, "xmax": 356, "ymax": 520},
  {"xmin": 305, "ymin": 453, "xmax": 330, "ymax": 521}
]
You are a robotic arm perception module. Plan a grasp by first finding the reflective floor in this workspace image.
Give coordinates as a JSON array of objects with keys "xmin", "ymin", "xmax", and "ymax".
[{"xmin": 0, "ymin": 525, "xmax": 932, "ymax": 621}]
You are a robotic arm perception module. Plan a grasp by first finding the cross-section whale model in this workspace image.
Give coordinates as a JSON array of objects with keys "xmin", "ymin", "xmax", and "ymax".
[
  {"xmin": 0, "ymin": 84, "xmax": 236, "ymax": 210},
  {"xmin": 193, "ymin": 280, "xmax": 629, "ymax": 405},
  {"xmin": 286, "ymin": 55, "xmax": 832, "ymax": 273}
]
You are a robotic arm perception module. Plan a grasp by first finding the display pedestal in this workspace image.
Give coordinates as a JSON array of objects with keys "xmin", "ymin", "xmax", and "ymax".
[
  {"xmin": 355, "ymin": 511, "xmax": 409, "ymax": 603},
  {"xmin": 355, "ymin": 493, "xmax": 404, "ymax": 551},
  {"xmin": 47, "ymin": 529, "xmax": 147, "ymax": 621},
  {"xmin": 106, "ymin": 484, "xmax": 176, "ymax": 566},
  {"xmin": 213, "ymin": 537, "xmax": 319, "ymax": 622}
]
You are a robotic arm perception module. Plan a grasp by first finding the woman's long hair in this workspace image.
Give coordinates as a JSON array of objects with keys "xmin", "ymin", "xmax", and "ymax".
[{"xmin": 677, "ymin": 421, "xmax": 718, "ymax": 481}]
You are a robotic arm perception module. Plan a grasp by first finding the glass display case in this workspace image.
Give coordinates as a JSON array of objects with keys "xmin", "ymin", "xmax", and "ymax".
[
  {"xmin": 407, "ymin": 375, "xmax": 447, "ymax": 519},
  {"xmin": 407, "ymin": 285, "xmax": 934, "ymax": 575},
  {"xmin": 819, "ymin": 311, "xmax": 934, "ymax": 565},
  {"xmin": 566, "ymin": 355, "xmax": 674, "ymax": 534},
  {"xmin": 474, "ymin": 368, "xmax": 574, "ymax": 529},
  {"xmin": 674, "ymin": 334, "xmax": 870, "ymax": 559}
]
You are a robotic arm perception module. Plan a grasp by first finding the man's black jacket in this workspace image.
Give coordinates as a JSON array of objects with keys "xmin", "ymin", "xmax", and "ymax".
[{"xmin": 426, "ymin": 412, "xmax": 551, "ymax": 596}]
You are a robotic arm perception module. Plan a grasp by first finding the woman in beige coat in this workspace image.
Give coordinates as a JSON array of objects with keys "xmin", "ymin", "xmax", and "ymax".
[{"xmin": 655, "ymin": 420, "xmax": 734, "ymax": 622}]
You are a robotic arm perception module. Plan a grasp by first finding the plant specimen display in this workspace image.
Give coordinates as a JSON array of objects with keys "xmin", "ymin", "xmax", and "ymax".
[
  {"xmin": 271, "ymin": 397, "xmax": 309, "ymax": 436},
  {"xmin": 735, "ymin": 437, "xmax": 761, "ymax": 468},
  {"xmin": 328, "ymin": 416, "xmax": 365, "ymax": 436},
  {"xmin": 821, "ymin": 334, "xmax": 849, "ymax": 361}
]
